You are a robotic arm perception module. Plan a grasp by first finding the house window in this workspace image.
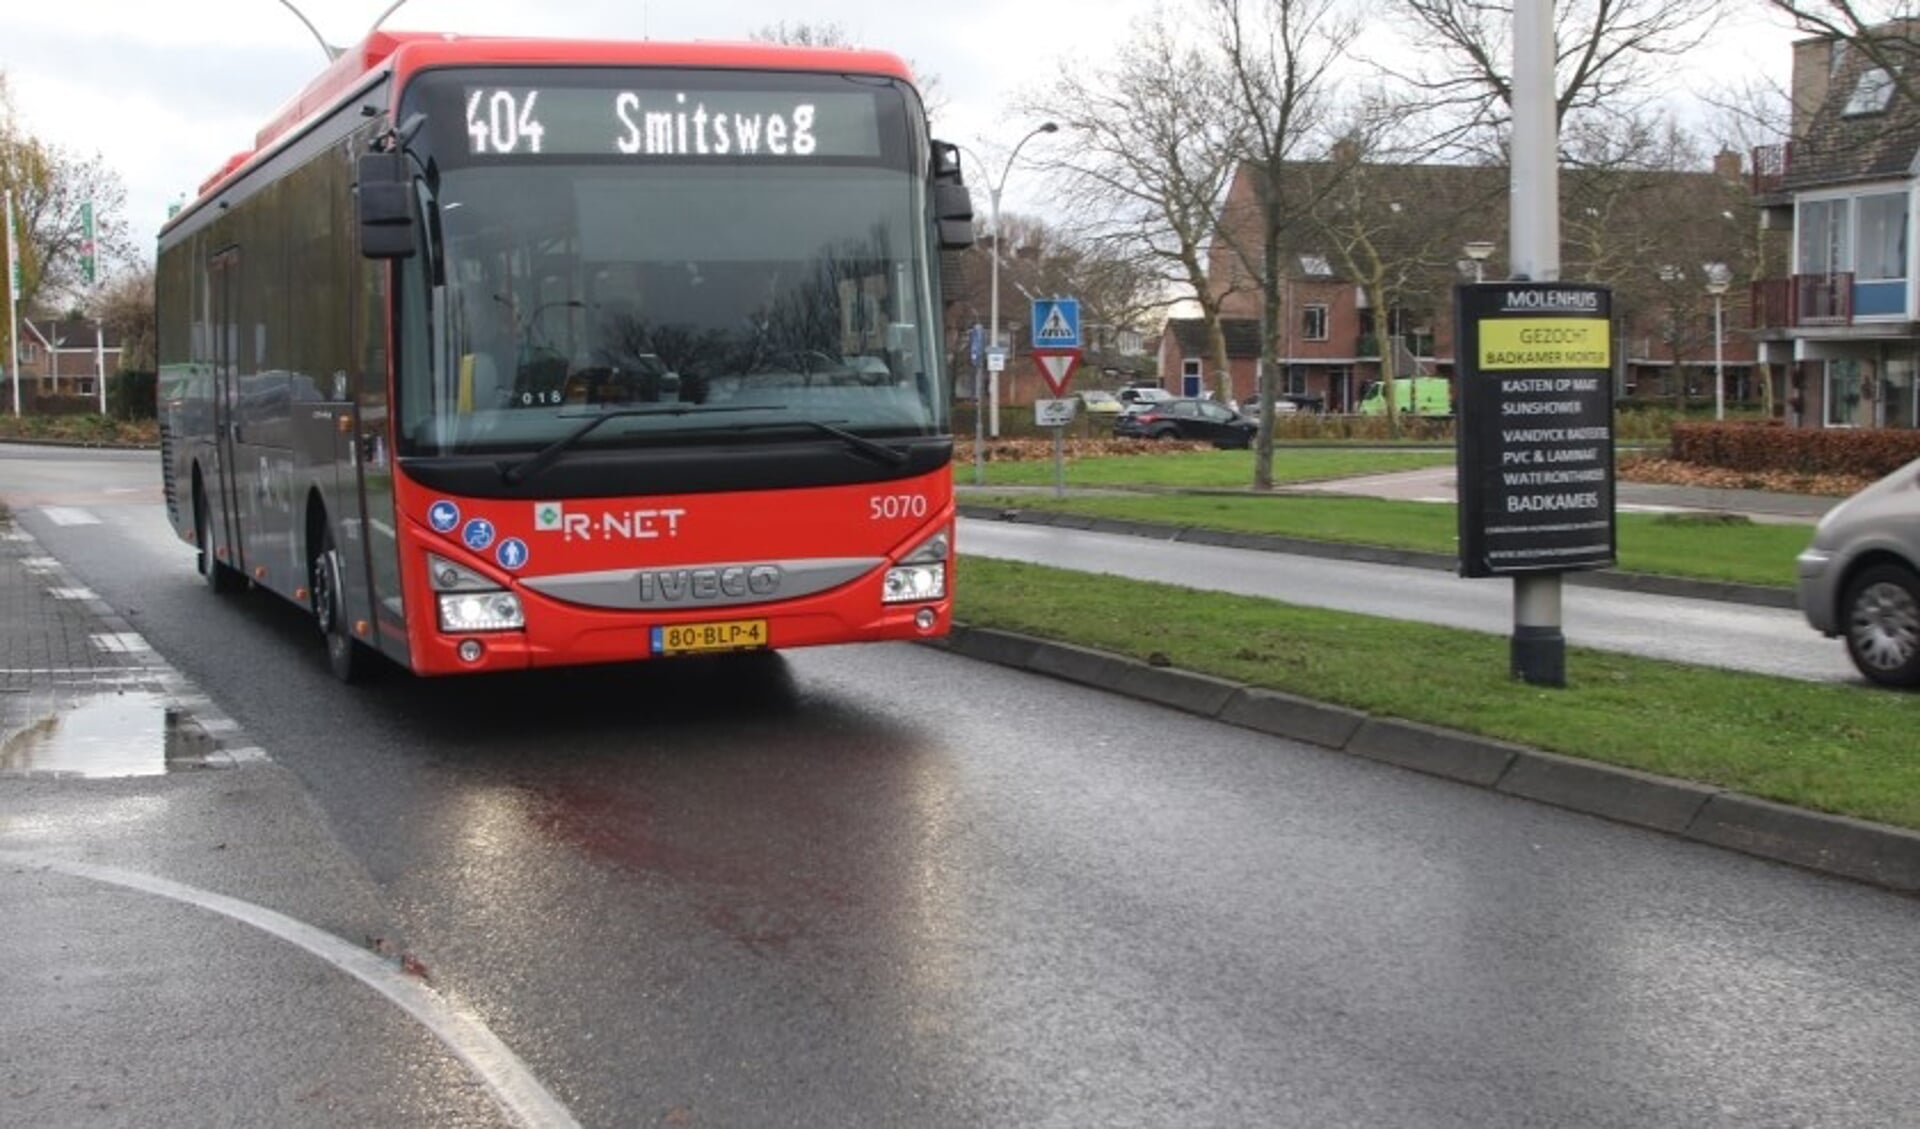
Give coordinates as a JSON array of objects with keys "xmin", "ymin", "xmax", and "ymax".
[
  {"xmin": 1825, "ymin": 358, "xmax": 1867, "ymax": 427},
  {"xmin": 1855, "ymin": 193, "xmax": 1908, "ymax": 281},
  {"xmin": 1798, "ymin": 198, "xmax": 1851, "ymax": 275},
  {"xmin": 18, "ymin": 341, "xmax": 36, "ymax": 363},
  {"xmin": 1844, "ymin": 67, "xmax": 1895, "ymax": 116},
  {"xmin": 1302, "ymin": 304, "xmax": 1329, "ymax": 341},
  {"xmin": 1886, "ymin": 357, "xmax": 1918, "ymax": 429}
]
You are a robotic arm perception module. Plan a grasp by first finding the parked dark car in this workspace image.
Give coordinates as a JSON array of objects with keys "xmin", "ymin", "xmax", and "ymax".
[
  {"xmin": 1117, "ymin": 385, "xmax": 1174, "ymax": 412},
  {"xmin": 1113, "ymin": 397, "xmax": 1257, "ymax": 448}
]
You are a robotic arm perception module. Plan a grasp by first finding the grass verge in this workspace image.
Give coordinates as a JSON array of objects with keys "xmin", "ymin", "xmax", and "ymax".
[
  {"xmin": 957, "ymin": 557, "xmax": 1920, "ymax": 831},
  {"xmin": 957, "ymin": 447, "xmax": 1455, "ymax": 488},
  {"xmin": 0, "ymin": 415, "xmax": 157, "ymax": 446},
  {"xmin": 965, "ymin": 491, "xmax": 1813, "ymax": 589}
]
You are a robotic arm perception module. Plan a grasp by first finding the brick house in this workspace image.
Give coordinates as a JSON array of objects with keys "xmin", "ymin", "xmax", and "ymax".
[
  {"xmin": 1161, "ymin": 155, "xmax": 1763, "ymax": 413},
  {"xmin": 11, "ymin": 317, "xmax": 124, "ymax": 400},
  {"xmin": 1750, "ymin": 23, "xmax": 1920, "ymax": 429}
]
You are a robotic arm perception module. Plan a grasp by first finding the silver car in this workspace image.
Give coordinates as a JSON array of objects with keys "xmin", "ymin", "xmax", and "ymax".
[{"xmin": 1797, "ymin": 457, "xmax": 1920, "ymax": 687}]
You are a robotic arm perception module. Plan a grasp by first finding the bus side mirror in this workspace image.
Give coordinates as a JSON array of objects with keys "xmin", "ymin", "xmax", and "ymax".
[
  {"xmin": 356, "ymin": 152, "xmax": 416, "ymax": 260},
  {"xmin": 930, "ymin": 141, "xmax": 974, "ymax": 250}
]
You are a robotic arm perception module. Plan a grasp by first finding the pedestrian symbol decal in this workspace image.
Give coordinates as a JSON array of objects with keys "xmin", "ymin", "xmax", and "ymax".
[
  {"xmin": 496, "ymin": 538, "xmax": 529, "ymax": 571},
  {"xmin": 429, "ymin": 500, "xmax": 460, "ymax": 534},
  {"xmin": 1030, "ymin": 297, "xmax": 1081, "ymax": 348},
  {"xmin": 462, "ymin": 518, "xmax": 496, "ymax": 552}
]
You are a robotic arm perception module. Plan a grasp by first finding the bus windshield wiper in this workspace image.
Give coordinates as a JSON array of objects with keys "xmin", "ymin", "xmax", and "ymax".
[
  {"xmin": 687, "ymin": 418, "xmax": 911, "ymax": 468},
  {"xmin": 499, "ymin": 404, "xmax": 760, "ymax": 486}
]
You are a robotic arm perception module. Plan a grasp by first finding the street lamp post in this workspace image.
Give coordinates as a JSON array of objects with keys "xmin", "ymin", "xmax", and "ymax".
[
  {"xmin": 276, "ymin": 0, "xmax": 410, "ymax": 60},
  {"xmin": 1704, "ymin": 262, "xmax": 1730, "ymax": 421},
  {"xmin": 1463, "ymin": 240, "xmax": 1495, "ymax": 283},
  {"xmin": 970, "ymin": 122, "xmax": 1057, "ymax": 441}
]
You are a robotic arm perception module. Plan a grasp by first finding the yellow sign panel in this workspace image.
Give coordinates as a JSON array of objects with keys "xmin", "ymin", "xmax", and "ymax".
[{"xmin": 1479, "ymin": 318, "xmax": 1611, "ymax": 370}]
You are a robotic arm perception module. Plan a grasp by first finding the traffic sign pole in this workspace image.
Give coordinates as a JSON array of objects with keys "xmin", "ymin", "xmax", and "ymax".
[
  {"xmin": 1029, "ymin": 299, "xmax": 1083, "ymax": 498},
  {"xmin": 1031, "ymin": 348, "xmax": 1082, "ymax": 497}
]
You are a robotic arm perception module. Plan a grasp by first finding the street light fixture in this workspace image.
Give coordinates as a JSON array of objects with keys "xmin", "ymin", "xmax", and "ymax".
[
  {"xmin": 966, "ymin": 121, "xmax": 1058, "ymax": 440},
  {"xmin": 1704, "ymin": 262, "xmax": 1731, "ymax": 421},
  {"xmin": 1462, "ymin": 240, "xmax": 1496, "ymax": 283}
]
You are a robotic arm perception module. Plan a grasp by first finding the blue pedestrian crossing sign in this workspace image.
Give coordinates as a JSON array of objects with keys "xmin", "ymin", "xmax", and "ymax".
[{"xmin": 1031, "ymin": 297, "xmax": 1081, "ymax": 349}]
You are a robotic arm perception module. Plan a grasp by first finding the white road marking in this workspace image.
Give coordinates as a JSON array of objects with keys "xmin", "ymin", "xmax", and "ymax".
[
  {"xmin": 0, "ymin": 850, "xmax": 583, "ymax": 1129},
  {"xmin": 39, "ymin": 506, "xmax": 101, "ymax": 526},
  {"xmin": 90, "ymin": 632, "xmax": 153, "ymax": 654},
  {"xmin": 47, "ymin": 587, "xmax": 97, "ymax": 600}
]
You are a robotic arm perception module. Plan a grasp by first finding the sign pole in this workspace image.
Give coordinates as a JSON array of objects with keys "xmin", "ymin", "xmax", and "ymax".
[
  {"xmin": 1053, "ymin": 426, "xmax": 1065, "ymax": 497},
  {"xmin": 5, "ymin": 192, "xmax": 19, "ymax": 418},
  {"xmin": 1509, "ymin": 0, "xmax": 1564, "ymax": 686},
  {"xmin": 1030, "ymin": 297, "xmax": 1083, "ymax": 500}
]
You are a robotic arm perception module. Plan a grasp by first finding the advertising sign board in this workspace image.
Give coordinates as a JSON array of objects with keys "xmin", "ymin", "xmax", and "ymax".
[{"xmin": 1456, "ymin": 283, "xmax": 1616, "ymax": 578}]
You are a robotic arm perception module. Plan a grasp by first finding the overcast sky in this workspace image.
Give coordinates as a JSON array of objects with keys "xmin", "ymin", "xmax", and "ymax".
[{"xmin": 1, "ymin": 0, "xmax": 1801, "ymax": 268}]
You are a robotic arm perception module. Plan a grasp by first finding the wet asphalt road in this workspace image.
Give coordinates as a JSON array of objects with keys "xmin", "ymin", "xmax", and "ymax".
[{"xmin": 6, "ymin": 444, "xmax": 1920, "ymax": 1127}]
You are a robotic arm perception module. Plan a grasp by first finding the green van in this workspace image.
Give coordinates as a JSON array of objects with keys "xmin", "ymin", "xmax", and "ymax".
[{"xmin": 1358, "ymin": 376, "xmax": 1453, "ymax": 417}]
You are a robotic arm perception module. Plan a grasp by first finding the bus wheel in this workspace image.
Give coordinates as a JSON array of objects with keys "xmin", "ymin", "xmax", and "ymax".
[
  {"xmin": 195, "ymin": 485, "xmax": 244, "ymax": 594},
  {"xmin": 310, "ymin": 528, "xmax": 369, "ymax": 683}
]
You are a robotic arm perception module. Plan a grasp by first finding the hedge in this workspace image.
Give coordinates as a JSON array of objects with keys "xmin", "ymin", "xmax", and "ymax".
[{"xmin": 1671, "ymin": 421, "xmax": 1920, "ymax": 479}]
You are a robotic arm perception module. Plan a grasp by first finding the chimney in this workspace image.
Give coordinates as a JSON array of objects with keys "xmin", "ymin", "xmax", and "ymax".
[
  {"xmin": 1713, "ymin": 148, "xmax": 1742, "ymax": 181},
  {"xmin": 1790, "ymin": 34, "xmax": 1837, "ymax": 141}
]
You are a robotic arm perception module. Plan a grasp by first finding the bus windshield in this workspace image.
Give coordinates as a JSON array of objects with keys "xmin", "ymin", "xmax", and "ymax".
[{"xmin": 395, "ymin": 69, "xmax": 944, "ymax": 458}]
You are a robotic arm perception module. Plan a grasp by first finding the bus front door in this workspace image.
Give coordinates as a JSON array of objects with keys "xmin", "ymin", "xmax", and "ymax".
[{"xmin": 208, "ymin": 250, "xmax": 247, "ymax": 576}]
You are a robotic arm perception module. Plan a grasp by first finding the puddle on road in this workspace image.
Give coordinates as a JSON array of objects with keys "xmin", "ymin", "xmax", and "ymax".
[{"xmin": 0, "ymin": 692, "xmax": 217, "ymax": 778}]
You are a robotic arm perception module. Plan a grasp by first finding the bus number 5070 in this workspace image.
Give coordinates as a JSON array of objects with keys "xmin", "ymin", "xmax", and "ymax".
[{"xmin": 870, "ymin": 494, "xmax": 928, "ymax": 520}]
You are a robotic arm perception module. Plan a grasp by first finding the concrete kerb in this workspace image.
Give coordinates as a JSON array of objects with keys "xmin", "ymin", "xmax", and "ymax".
[
  {"xmin": 938, "ymin": 626, "xmax": 1920, "ymax": 895},
  {"xmin": 959, "ymin": 504, "xmax": 1798, "ymax": 610}
]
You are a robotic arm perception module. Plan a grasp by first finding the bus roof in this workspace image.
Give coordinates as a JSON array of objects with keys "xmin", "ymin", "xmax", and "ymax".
[{"xmin": 186, "ymin": 30, "xmax": 919, "ymax": 211}]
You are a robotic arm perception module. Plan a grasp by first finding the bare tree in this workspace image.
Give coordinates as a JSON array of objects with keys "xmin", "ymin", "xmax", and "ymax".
[
  {"xmin": 1209, "ymin": 0, "xmax": 1358, "ymax": 489},
  {"xmin": 750, "ymin": 20, "xmax": 853, "ymax": 47},
  {"xmin": 749, "ymin": 20, "xmax": 947, "ymax": 121},
  {"xmin": 93, "ymin": 265, "xmax": 156, "ymax": 374},
  {"xmin": 1695, "ymin": 75, "xmax": 1796, "ymax": 416},
  {"xmin": 1762, "ymin": 4, "xmax": 1920, "ymax": 127},
  {"xmin": 1378, "ymin": 0, "xmax": 1722, "ymax": 154},
  {"xmin": 2, "ymin": 75, "xmax": 138, "ymax": 314},
  {"xmin": 1023, "ymin": 7, "xmax": 1248, "ymax": 402},
  {"xmin": 944, "ymin": 212, "xmax": 1165, "ymax": 381},
  {"xmin": 1300, "ymin": 124, "xmax": 1502, "ymax": 434}
]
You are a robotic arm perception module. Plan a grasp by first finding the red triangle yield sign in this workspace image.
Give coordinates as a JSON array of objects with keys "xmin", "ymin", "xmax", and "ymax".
[{"xmin": 1032, "ymin": 349, "xmax": 1081, "ymax": 397}]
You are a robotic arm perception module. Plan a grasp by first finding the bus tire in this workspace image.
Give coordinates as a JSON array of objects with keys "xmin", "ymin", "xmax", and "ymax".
[
  {"xmin": 195, "ymin": 483, "xmax": 245, "ymax": 595},
  {"xmin": 310, "ymin": 525, "xmax": 372, "ymax": 684}
]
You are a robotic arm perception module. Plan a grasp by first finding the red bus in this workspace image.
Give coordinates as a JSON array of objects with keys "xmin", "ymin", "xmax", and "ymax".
[{"xmin": 157, "ymin": 31, "xmax": 973, "ymax": 681}]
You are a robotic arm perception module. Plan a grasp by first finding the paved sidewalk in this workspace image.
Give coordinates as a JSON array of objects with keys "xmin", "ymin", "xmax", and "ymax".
[
  {"xmin": 0, "ymin": 506, "xmax": 226, "ymax": 771},
  {"xmin": 0, "ymin": 506, "xmax": 545, "ymax": 1126}
]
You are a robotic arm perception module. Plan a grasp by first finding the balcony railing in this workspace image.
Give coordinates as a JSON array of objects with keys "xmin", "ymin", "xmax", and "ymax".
[
  {"xmin": 1748, "ymin": 273, "xmax": 1855, "ymax": 329},
  {"xmin": 1751, "ymin": 143, "xmax": 1792, "ymax": 196},
  {"xmin": 1798, "ymin": 272, "xmax": 1854, "ymax": 325}
]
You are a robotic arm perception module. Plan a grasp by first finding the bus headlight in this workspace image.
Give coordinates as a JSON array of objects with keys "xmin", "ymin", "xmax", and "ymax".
[
  {"xmin": 438, "ymin": 591, "xmax": 525, "ymax": 632},
  {"xmin": 428, "ymin": 552, "xmax": 524, "ymax": 632},
  {"xmin": 883, "ymin": 527, "xmax": 949, "ymax": 604}
]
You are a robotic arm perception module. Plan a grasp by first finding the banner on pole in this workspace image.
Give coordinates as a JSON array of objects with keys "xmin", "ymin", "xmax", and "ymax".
[
  {"xmin": 80, "ymin": 200, "xmax": 97, "ymax": 287},
  {"xmin": 5, "ymin": 193, "xmax": 19, "ymax": 301}
]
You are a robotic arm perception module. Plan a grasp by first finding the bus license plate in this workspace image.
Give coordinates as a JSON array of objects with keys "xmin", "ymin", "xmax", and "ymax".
[{"xmin": 653, "ymin": 619, "xmax": 768, "ymax": 656}]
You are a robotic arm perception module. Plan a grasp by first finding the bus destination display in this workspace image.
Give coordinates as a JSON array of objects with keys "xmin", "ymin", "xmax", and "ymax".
[
  {"xmin": 462, "ymin": 87, "xmax": 882, "ymax": 159},
  {"xmin": 1455, "ymin": 282, "xmax": 1616, "ymax": 578}
]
